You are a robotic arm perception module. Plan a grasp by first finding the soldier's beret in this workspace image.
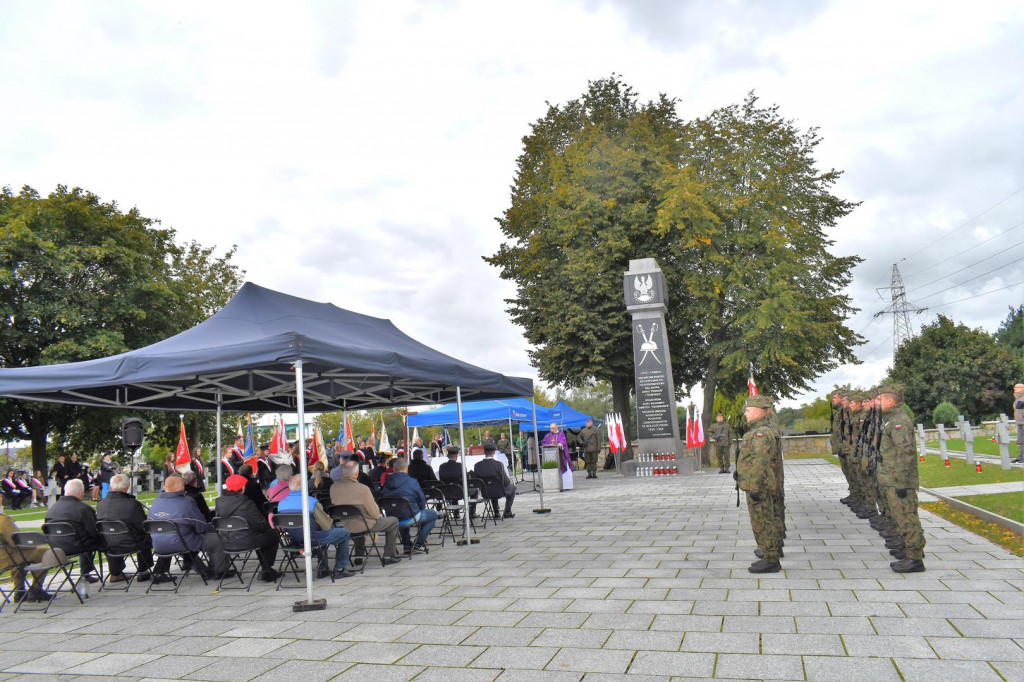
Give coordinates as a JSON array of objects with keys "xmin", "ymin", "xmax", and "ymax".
[
  {"xmin": 876, "ymin": 383, "xmax": 905, "ymax": 398},
  {"xmin": 744, "ymin": 394, "xmax": 774, "ymax": 409},
  {"xmin": 446, "ymin": 445, "xmax": 461, "ymax": 455}
]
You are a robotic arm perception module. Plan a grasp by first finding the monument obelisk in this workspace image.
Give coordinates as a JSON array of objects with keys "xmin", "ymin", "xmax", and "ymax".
[{"xmin": 623, "ymin": 258, "xmax": 693, "ymax": 475}]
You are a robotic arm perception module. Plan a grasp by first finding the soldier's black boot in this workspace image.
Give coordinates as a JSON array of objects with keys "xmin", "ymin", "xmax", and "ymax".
[
  {"xmin": 889, "ymin": 548, "xmax": 906, "ymax": 560},
  {"xmin": 856, "ymin": 508, "xmax": 878, "ymax": 519},
  {"xmin": 890, "ymin": 558, "xmax": 925, "ymax": 573},
  {"xmin": 885, "ymin": 539, "xmax": 905, "ymax": 551},
  {"xmin": 839, "ymin": 495, "xmax": 852, "ymax": 504},
  {"xmin": 748, "ymin": 558, "xmax": 781, "ymax": 573}
]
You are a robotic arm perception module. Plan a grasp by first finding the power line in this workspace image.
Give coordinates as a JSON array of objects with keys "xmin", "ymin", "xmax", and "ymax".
[
  {"xmin": 914, "ymin": 256, "xmax": 1023, "ymax": 302},
  {"xmin": 900, "ymin": 186, "xmax": 1024, "ymax": 262},
  {"xmin": 927, "ymin": 280, "xmax": 1024, "ymax": 310},
  {"xmin": 905, "ymin": 239, "xmax": 1024, "ymax": 294},
  {"xmin": 904, "ymin": 220, "xmax": 1024, "ymax": 280},
  {"xmin": 859, "ymin": 333, "xmax": 894, "ymax": 362}
]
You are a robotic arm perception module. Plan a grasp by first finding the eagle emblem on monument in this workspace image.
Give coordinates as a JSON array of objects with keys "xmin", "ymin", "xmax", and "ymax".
[{"xmin": 633, "ymin": 274, "xmax": 654, "ymax": 303}]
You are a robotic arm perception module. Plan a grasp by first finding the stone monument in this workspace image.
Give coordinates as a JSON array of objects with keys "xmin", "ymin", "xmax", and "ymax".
[{"xmin": 623, "ymin": 258, "xmax": 694, "ymax": 475}]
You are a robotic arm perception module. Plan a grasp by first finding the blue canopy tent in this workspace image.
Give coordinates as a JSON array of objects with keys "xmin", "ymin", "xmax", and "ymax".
[
  {"xmin": 0, "ymin": 282, "xmax": 536, "ymax": 608},
  {"xmin": 519, "ymin": 400, "xmax": 600, "ymax": 431},
  {"xmin": 408, "ymin": 398, "xmax": 556, "ymax": 427}
]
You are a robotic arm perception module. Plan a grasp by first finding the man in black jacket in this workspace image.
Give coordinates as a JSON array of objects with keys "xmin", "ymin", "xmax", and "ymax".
[
  {"xmin": 215, "ymin": 475, "xmax": 279, "ymax": 581},
  {"xmin": 43, "ymin": 478, "xmax": 102, "ymax": 582},
  {"xmin": 96, "ymin": 474, "xmax": 153, "ymax": 582},
  {"xmin": 473, "ymin": 444, "xmax": 516, "ymax": 518},
  {"xmin": 181, "ymin": 471, "xmax": 213, "ymax": 521},
  {"xmin": 438, "ymin": 446, "xmax": 465, "ymax": 484},
  {"xmin": 408, "ymin": 449, "xmax": 438, "ymax": 486}
]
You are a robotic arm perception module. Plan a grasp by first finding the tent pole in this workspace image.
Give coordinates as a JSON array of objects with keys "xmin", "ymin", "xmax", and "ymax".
[
  {"xmin": 532, "ymin": 398, "xmax": 550, "ymax": 514},
  {"xmin": 293, "ymin": 360, "xmax": 324, "ymax": 611},
  {"xmin": 215, "ymin": 391, "xmax": 223, "ymax": 495},
  {"xmin": 507, "ymin": 414, "xmax": 516, "ymax": 481},
  {"xmin": 456, "ymin": 387, "xmax": 476, "ymax": 545}
]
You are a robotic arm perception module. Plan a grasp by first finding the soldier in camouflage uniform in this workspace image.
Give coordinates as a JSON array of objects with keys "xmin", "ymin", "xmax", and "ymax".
[
  {"xmin": 866, "ymin": 389, "xmax": 902, "ymax": 550},
  {"xmin": 848, "ymin": 393, "xmax": 875, "ymax": 519},
  {"xmin": 735, "ymin": 394, "xmax": 783, "ymax": 573},
  {"xmin": 709, "ymin": 414, "xmax": 733, "ymax": 474},
  {"xmin": 831, "ymin": 391, "xmax": 855, "ymax": 504},
  {"xmin": 577, "ymin": 420, "xmax": 601, "ymax": 479},
  {"xmin": 875, "ymin": 383, "xmax": 925, "ymax": 573}
]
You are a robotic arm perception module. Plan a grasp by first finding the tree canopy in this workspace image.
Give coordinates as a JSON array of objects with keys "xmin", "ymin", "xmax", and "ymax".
[
  {"xmin": 0, "ymin": 185, "xmax": 243, "ymax": 472},
  {"xmin": 889, "ymin": 314, "xmax": 1021, "ymax": 425},
  {"xmin": 487, "ymin": 77, "xmax": 863, "ymax": 454}
]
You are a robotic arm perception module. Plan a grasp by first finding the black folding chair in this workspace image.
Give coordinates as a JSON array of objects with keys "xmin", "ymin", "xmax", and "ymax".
[
  {"xmin": 421, "ymin": 486, "xmax": 449, "ymax": 548},
  {"xmin": 41, "ymin": 521, "xmax": 103, "ymax": 585},
  {"xmin": 0, "ymin": 535, "xmax": 29, "ymax": 612},
  {"xmin": 476, "ymin": 476, "xmax": 505, "ymax": 528},
  {"xmin": 437, "ymin": 483, "xmax": 476, "ymax": 537},
  {"xmin": 271, "ymin": 512, "xmax": 335, "ymax": 590},
  {"xmin": 96, "ymin": 520, "xmax": 143, "ymax": 592},
  {"xmin": 379, "ymin": 496, "xmax": 423, "ymax": 557},
  {"xmin": 10, "ymin": 531, "xmax": 80, "ymax": 613},
  {"xmin": 142, "ymin": 519, "xmax": 209, "ymax": 593},
  {"xmin": 327, "ymin": 505, "xmax": 383, "ymax": 572},
  {"xmin": 213, "ymin": 516, "xmax": 267, "ymax": 591}
]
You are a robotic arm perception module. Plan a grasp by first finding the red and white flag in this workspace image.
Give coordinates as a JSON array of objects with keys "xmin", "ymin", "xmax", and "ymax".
[
  {"xmin": 685, "ymin": 407, "xmax": 694, "ymax": 449},
  {"xmin": 307, "ymin": 427, "xmax": 327, "ymax": 468},
  {"xmin": 606, "ymin": 413, "xmax": 619, "ymax": 453},
  {"xmin": 614, "ymin": 413, "xmax": 626, "ymax": 452},
  {"xmin": 174, "ymin": 415, "xmax": 191, "ymax": 473},
  {"xmin": 344, "ymin": 418, "xmax": 356, "ymax": 451},
  {"xmin": 693, "ymin": 407, "xmax": 706, "ymax": 448},
  {"xmin": 748, "ymin": 376, "xmax": 758, "ymax": 397}
]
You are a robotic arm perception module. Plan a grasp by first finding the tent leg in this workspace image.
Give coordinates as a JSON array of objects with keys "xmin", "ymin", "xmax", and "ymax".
[
  {"xmin": 455, "ymin": 387, "xmax": 478, "ymax": 545},
  {"xmin": 215, "ymin": 393, "xmax": 223, "ymax": 496},
  {"xmin": 532, "ymin": 399, "xmax": 550, "ymax": 514},
  {"xmin": 293, "ymin": 360, "xmax": 325, "ymax": 612}
]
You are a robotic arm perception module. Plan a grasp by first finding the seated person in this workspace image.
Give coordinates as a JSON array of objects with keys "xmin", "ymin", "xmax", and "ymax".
[
  {"xmin": 267, "ymin": 465, "xmax": 293, "ymax": 504},
  {"xmin": 368, "ymin": 457, "xmax": 391, "ymax": 488},
  {"xmin": 473, "ymin": 443, "xmax": 517, "ymax": 519},
  {"xmin": 2, "ymin": 469, "xmax": 26, "ymax": 510},
  {"xmin": 329, "ymin": 460, "xmax": 402, "ymax": 565},
  {"xmin": 1, "ymin": 511, "xmax": 56, "ymax": 603},
  {"xmin": 380, "ymin": 458, "xmax": 437, "ymax": 552},
  {"xmin": 408, "ymin": 449, "xmax": 438, "ymax": 486},
  {"xmin": 438, "ymin": 446, "xmax": 465, "ymax": 484},
  {"xmin": 215, "ymin": 475, "xmax": 280, "ymax": 582},
  {"xmin": 277, "ymin": 475, "xmax": 355, "ymax": 579},
  {"xmin": 44, "ymin": 479, "xmax": 103, "ymax": 582},
  {"xmin": 181, "ymin": 471, "xmax": 213, "ymax": 521},
  {"xmin": 95, "ymin": 474, "xmax": 154, "ymax": 582},
  {"xmin": 308, "ymin": 461, "xmax": 333, "ymax": 497},
  {"xmin": 236, "ymin": 464, "xmax": 268, "ymax": 510},
  {"xmin": 147, "ymin": 475, "xmax": 232, "ymax": 580}
]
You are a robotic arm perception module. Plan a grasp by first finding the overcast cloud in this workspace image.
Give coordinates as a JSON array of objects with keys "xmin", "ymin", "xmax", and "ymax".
[{"xmin": 1, "ymin": 0, "xmax": 1021, "ymax": 410}]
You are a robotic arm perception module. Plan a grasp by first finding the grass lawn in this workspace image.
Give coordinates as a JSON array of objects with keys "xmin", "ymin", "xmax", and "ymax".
[
  {"xmin": 956, "ymin": 492, "xmax": 1024, "ymax": 524},
  {"xmin": 916, "ymin": 455, "xmax": 1024, "ymax": 488},
  {"xmin": 925, "ymin": 437, "xmax": 1006, "ymax": 457},
  {"xmin": 921, "ymin": 501, "xmax": 1024, "ymax": 557}
]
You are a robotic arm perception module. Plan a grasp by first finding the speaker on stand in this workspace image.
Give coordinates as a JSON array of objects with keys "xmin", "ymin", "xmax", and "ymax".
[{"xmin": 121, "ymin": 418, "xmax": 145, "ymax": 495}]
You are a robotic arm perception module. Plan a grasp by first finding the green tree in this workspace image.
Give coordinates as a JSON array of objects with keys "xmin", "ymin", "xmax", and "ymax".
[
  {"xmin": 0, "ymin": 185, "xmax": 242, "ymax": 473},
  {"xmin": 995, "ymin": 305, "xmax": 1023, "ymax": 358},
  {"xmin": 553, "ymin": 380, "xmax": 613, "ymax": 422},
  {"xmin": 486, "ymin": 76, "xmax": 711, "ymax": 458},
  {"xmin": 890, "ymin": 314, "xmax": 1020, "ymax": 425},
  {"xmin": 932, "ymin": 401, "xmax": 958, "ymax": 427},
  {"xmin": 657, "ymin": 93, "xmax": 863, "ymax": 455}
]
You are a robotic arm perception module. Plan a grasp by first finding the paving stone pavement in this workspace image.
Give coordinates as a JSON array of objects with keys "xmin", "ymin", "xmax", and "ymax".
[{"xmin": 1, "ymin": 459, "xmax": 1022, "ymax": 681}]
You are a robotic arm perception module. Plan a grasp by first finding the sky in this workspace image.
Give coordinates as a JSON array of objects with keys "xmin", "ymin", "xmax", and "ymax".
[{"xmin": 1, "ymin": 0, "xmax": 1022, "ymax": 412}]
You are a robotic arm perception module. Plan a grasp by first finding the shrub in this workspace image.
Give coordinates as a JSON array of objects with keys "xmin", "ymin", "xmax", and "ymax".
[{"xmin": 932, "ymin": 401, "xmax": 959, "ymax": 427}]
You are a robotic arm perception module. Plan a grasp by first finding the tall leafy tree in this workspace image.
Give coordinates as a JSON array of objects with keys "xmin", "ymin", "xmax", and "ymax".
[
  {"xmin": 0, "ymin": 185, "xmax": 242, "ymax": 472},
  {"xmin": 657, "ymin": 94, "xmax": 863, "ymax": 452},
  {"xmin": 486, "ymin": 76, "xmax": 707, "ymax": 454},
  {"xmin": 488, "ymin": 79, "xmax": 862, "ymax": 457},
  {"xmin": 995, "ymin": 304, "xmax": 1023, "ymax": 358},
  {"xmin": 889, "ymin": 314, "xmax": 1021, "ymax": 424}
]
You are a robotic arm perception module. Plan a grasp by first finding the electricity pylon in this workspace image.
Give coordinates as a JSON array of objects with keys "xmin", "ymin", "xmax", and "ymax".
[{"xmin": 874, "ymin": 263, "xmax": 927, "ymax": 357}]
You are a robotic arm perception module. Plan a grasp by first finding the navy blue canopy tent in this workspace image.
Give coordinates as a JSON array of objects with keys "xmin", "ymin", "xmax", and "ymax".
[{"xmin": 0, "ymin": 282, "xmax": 535, "ymax": 607}]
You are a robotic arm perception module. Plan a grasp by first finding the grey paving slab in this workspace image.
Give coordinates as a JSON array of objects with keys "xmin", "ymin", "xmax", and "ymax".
[
  {"xmin": 3, "ymin": 463, "xmax": 1022, "ymax": 681},
  {"xmin": 894, "ymin": 657, "xmax": 1006, "ymax": 682}
]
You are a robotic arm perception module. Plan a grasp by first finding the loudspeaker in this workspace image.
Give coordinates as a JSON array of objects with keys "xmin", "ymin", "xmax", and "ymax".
[{"xmin": 121, "ymin": 417, "xmax": 145, "ymax": 450}]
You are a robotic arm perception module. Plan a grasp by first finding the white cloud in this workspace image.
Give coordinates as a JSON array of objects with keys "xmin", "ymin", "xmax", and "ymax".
[{"xmin": 1, "ymin": 0, "xmax": 1021, "ymax": 411}]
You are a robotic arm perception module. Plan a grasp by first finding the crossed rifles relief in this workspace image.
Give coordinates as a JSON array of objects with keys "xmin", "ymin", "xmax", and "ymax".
[{"xmin": 636, "ymin": 322, "xmax": 662, "ymax": 366}]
